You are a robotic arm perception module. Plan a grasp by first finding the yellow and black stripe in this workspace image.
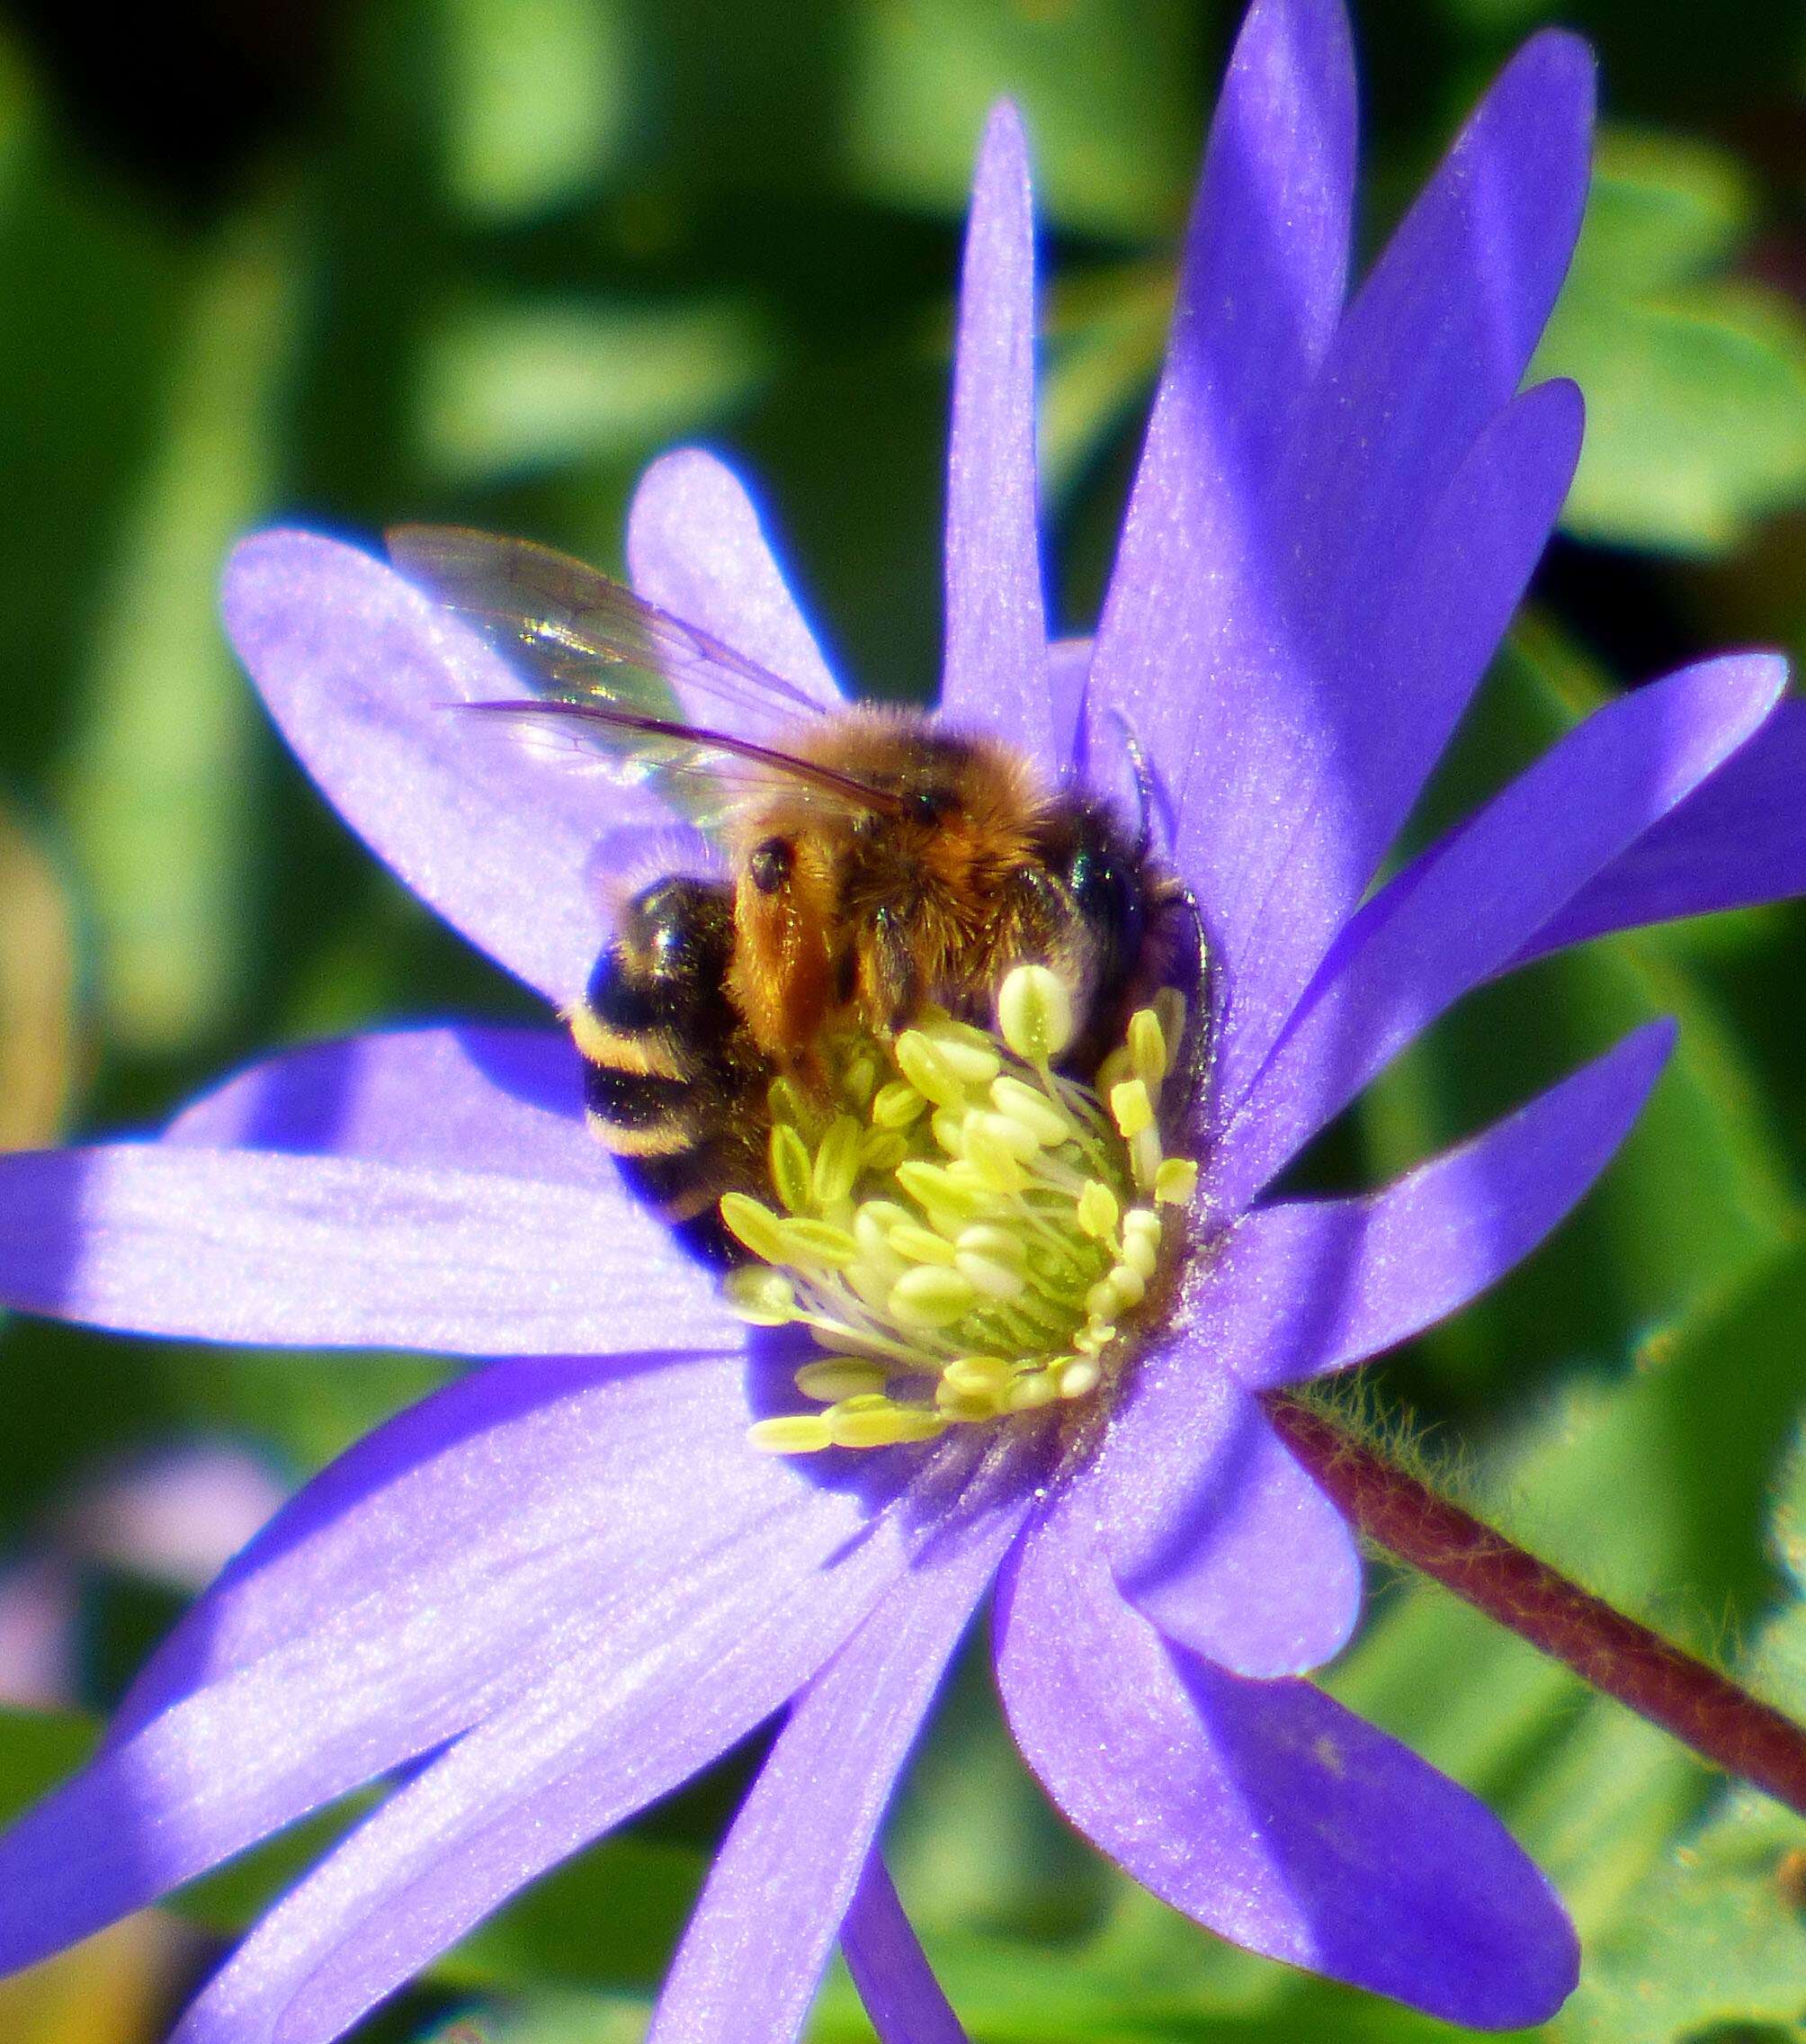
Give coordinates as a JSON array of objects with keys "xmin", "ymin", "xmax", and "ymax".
[{"xmin": 569, "ymin": 876, "xmax": 757, "ymax": 1256}]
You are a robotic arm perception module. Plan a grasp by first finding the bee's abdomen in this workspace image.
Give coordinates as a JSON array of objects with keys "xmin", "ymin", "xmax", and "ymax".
[{"xmin": 570, "ymin": 877, "xmax": 757, "ymax": 1252}]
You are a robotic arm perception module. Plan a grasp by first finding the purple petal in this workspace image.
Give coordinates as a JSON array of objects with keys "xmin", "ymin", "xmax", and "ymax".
[
  {"xmin": 1046, "ymin": 635, "xmax": 1093, "ymax": 777},
  {"xmin": 1223, "ymin": 1021, "xmax": 1675, "ymax": 1392},
  {"xmin": 1080, "ymin": 0, "xmax": 1354, "ymax": 799},
  {"xmin": 1215, "ymin": 653, "xmax": 1784, "ymax": 1210},
  {"xmin": 645, "ymin": 1501, "xmax": 1023, "ymax": 2044},
  {"xmin": 995, "ymin": 1510, "xmax": 1578, "ymax": 2027},
  {"xmin": 165, "ymin": 1025, "xmax": 599, "ymax": 1182},
  {"xmin": 1092, "ymin": 34, "xmax": 1593, "ymax": 1108},
  {"xmin": 223, "ymin": 531, "xmax": 640, "ymax": 1008},
  {"xmin": 165, "ymin": 1454, "xmax": 997, "ymax": 2044},
  {"xmin": 938, "ymin": 103, "xmax": 1050, "ymax": 765},
  {"xmin": 1104, "ymin": 1401, "xmax": 1361, "ymax": 1679},
  {"xmin": 0, "ymin": 1351, "xmax": 879, "ymax": 1973},
  {"xmin": 1522, "ymin": 692, "xmax": 1806, "ymax": 961},
  {"xmin": 842, "ymin": 1857, "xmax": 970, "ymax": 2044},
  {"xmin": 627, "ymin": 447, "xmax": 845, "ymax": 716},
  {"xmin": 0, "ymin": 1141, "xmax": 741, "ymax": 1357}
]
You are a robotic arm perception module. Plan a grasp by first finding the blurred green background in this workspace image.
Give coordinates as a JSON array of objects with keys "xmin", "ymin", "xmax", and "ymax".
[{"xmin": 0, "ymin": 0, "xmax": 1803, "ymax": 2037}]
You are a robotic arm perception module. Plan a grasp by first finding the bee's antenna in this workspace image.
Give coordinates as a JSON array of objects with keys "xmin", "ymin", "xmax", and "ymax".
[{"xmin": 1108, "ymin": 710, "xmax": 1159, "ymax": 863}]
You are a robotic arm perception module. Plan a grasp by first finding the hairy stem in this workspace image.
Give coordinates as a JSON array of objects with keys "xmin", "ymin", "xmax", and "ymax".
[{"xmin": 1265, "ymin": 1391, "xmax": 1806, "ymax": 1817}]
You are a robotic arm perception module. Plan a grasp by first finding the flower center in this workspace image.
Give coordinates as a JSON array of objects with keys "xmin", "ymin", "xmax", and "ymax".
[{"xmin": 722, "ymin": 965, "xmax": 1199, "ymax": 1453}]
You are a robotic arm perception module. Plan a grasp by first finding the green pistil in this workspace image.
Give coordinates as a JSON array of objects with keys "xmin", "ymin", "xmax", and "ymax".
[{"xmin": 726, "ymin": 964, "xmax": 1199, "ymax": 1455}]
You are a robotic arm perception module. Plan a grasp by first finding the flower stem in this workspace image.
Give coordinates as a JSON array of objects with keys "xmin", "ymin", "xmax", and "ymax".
[{"xmin": 1265, "ymin": 1391, "xmax": 1806, "ymax": 1817}]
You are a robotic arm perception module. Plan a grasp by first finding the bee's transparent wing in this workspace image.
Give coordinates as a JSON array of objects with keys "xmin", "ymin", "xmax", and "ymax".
[{"xmin": 388, "ymin": 524, "xmax": 828, "ymax": 732}]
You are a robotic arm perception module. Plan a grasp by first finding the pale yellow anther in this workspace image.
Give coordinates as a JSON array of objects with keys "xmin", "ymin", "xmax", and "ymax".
[
  {"xmin": 889, "ymin": 1264, "xmax": 979, "ymax": 1327},
  {"xmin": 778, "ymin": 1217, "xmax": 860, "ymax": 1269},
  {"xmin": 724, "ymin": 1266, "xmax": 796, "ymax": 1325},
  {"xmin": 988, "ymin": 1075, "xmax": 1072, "ymax": 1147},
  {"xmin": 1109, "ymin": 1262, "xmax": 1146, "ymax": 1309},
  {"xmin": 997, "ymin": 964, "xmax": 1074, "ymax": 1064},
  {"xmin": 943, "ymin": 1355, "xmax": 1011, "ymax": 1396},
  {"xmin": 1086, "ymin": 1278, "xmax": 1120, "ymax": 1320},
  {"xmin": 748, "ymin": 1414, "xmax": 834, "ymax": 1454},
  {"xmin": 1154, "ymin": 1157, "xmax": 1199, "ymax": 1206},
  {"xmin": 1057, "ymin": 1358, "xmax": 1102, "ymax": 1401},
  {"xmin": 1128, "ymin": 1008, "xmax": 1168, "ymax": 1087},
  {"xmin": 720, "ymin": 1193, "xmax": 794, "ymax": 1269},
  {"xmin": 930, "ymin": 1108, "xmax": 967, "ymax": 1158},
  {"xmin": 858, "ymin": 1129, "xmax": 907, "ymax": 1174},
  {"xmin": 935, "ymin": 1382, "xmax": 1000, "ymax": 1422},
  {"xmin": 1121, "ymin": 1231, "xmax": 1158, "ymax": 1280},
  {"xmin": 1094, "ymin": 1045, "xmax": 1132, "ymax": 1098},
  {"xmin": 872, "ymin": 1080, "xmax": 927, "ymax": 1129},
  {"xmin": 888, "ymin": 1222, "xmax": 957, "ymax": 1267},
  {"xmin": 769, "ymin": 1123, "xmax": 815, "ymax": 1214},
  {"xmin": 813, "ymin": 1116, "xmax": 863, "ymax": 1207},
  {"xmin": 973, "ymin": 1110, "xmax": 1040, "ymax": 1164},
  {"xmin": 895, "ymin": 1032, "xmax": 968, "ymax": 1110},
  {"xmin": 827, "ymin": 1399, "xmax": 945, "ymax": 1448},
  {"xmin": 929, "ymin": 1035, "xmax": 1003, "ymax": 1088},
  {"xmin": 954, "ymin": 1224, "xmax": 1027, "ymax": 1270},
  {"xmin": 1076, "ymin": 1180, "xmax": 1120, "ymax": 1241},
  {"xmin": 961, "ymin": 1123, "xmax": 1029, "ymax": 1195},
  {"xmin": 1003, "ymin": 1373, "xmax": 1057, "ymax": 1412},
  {"xmin": 955, "ymin": 1248, "xmax": 1027, "ymax": 1301},
  {"xmin": 795, "ymin": 1359, "xmax": 888, "ymax": 1402},
  {"xmin": 842, "ymin": 1056, "xmax": 878, "ymax": 1108},
  {"xmin": 1130, "ymin": 1127, "xmax": 1162, "ymax": 1193},
  {"xmin": 1110, "ymin": 1079, "xmax": 1155, "ymax": 1140}
]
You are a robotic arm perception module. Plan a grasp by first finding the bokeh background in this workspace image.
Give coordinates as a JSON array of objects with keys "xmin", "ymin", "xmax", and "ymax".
[{"xmin": 0, "ymin": 0, "xmax": 1802, "ymax": 2037}]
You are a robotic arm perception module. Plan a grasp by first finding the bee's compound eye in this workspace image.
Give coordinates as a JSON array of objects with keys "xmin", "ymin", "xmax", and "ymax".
[{"xmin": 748, "ymin": 838, "xmax": 793, "ymax": 894}]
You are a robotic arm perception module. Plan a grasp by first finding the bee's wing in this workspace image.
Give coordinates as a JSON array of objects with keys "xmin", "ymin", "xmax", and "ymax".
[
  {"xmin": 388, "ymin": 524, "xmax": 828, "ymax": 733},
  {"xmin": 461, "ymin": 699, "xmax": 907, "ymax": 829}
]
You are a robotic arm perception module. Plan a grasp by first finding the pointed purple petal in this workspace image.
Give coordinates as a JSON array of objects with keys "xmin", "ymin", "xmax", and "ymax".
[
  {"xmin": 1225, "ymin": 1022, "xmax": 1674, "ymax": 1392},
  {"xmin": 843, "ymin": 1858, "xmax": 970, "ymax": 2044},
  {"xmin": 1081, "ymin": 0, "xmax": 1354, "ymax": 795},
  {"xmin": 165, "ymin": 1457, "xmax": 991, "ymax": 2044},
  {"xmin": 627, "ymin": 448, "xmax": 845, "ymax": 716},
  {"xmin": 1092, "ymin": 34, "xmax": 1592, "ymax": 1107},
  {"xmin": 224, "ymin": 531, "xmax": 644, "ymax": 1006},
  {"xmin": 646, "ymin": 1504, "xmax": 1021, "ymax": 2044},
  {"xmin": 0, "ymin": 1142, "xmax": 740, "ymax": 1356},
  {"xmin": 0, "ymin": 1351, "xmax": 866, "ymax": 1973},
  {"xmin": 938, "ymin": 103, "xmax": 1050, "ymax": 763},
  {"xmin": 1521, "ymin": 691, "xmax": 1806, "ymax": 961},
  {"xmin": 1215, "ymin": 654, "xmax": 1784, "ymax": 1209},
  {"xmin": 996, "ymin": 1510, "xmax": 1578, "ymax": 2027},
  {"xmin": 164, "ymin": 1026, "xmax": 598, "ymax": 1182}
]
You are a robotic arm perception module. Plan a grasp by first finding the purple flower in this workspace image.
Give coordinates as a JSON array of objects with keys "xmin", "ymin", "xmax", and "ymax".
[{"xmin": 0, "ymin": 2, "xmax": 1802, "ymax": 2037}]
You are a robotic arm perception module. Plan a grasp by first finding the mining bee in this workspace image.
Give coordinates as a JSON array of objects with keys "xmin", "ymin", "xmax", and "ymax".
[{"xmin": 389, "ymin": 525, "xmax": 1203, "ymax": 1259}]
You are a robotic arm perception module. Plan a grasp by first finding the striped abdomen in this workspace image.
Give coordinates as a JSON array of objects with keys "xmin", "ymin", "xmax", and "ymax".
[{"xmin": 570, "ymin": 876, "xmax": 763, "ymax": 1258}]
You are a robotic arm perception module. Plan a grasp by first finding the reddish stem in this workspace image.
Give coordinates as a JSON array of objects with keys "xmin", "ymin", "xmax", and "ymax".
[{"xmin": 1266, "ymin": 1391, "xmax": 1806, "ymax": 1818}]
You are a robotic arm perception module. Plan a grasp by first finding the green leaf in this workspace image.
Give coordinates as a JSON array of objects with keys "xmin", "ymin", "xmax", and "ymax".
[
  {"xmin": 0, "ymin": 802, "xmax": 77, "ymax": 1148},
  {"xmin": 436, "ymin": 0, "xmax": 634, "ymax": 222},
  {"xmin": 1533, "ymin": 127, "xmax": 1806, "ymax": 555},
  {"xmin": 58, "ymin": 195, "xmax": 302, "ymax": 1056},
  {"xmin": 416, "ymin": 295, "xmax": 772, "ymax": 485},
  {"xmin": 845, "ymin": 0, "xmax": 1202, "ymax": 238}
]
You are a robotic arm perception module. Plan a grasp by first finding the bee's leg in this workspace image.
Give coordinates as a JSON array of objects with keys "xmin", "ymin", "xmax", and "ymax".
[
  {"xmin": 864, "ymin": 906, "xmax": 924, "ymax": 1031},
  {"xmin": 1129, "ymin": 875, "xmax": 1213, "ymax": 1125}
]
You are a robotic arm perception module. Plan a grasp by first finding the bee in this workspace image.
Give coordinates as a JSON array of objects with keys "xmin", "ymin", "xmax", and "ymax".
[{"xmin": 389, "ymin": 525, "xmax": 1203, "ymax": 1258}]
